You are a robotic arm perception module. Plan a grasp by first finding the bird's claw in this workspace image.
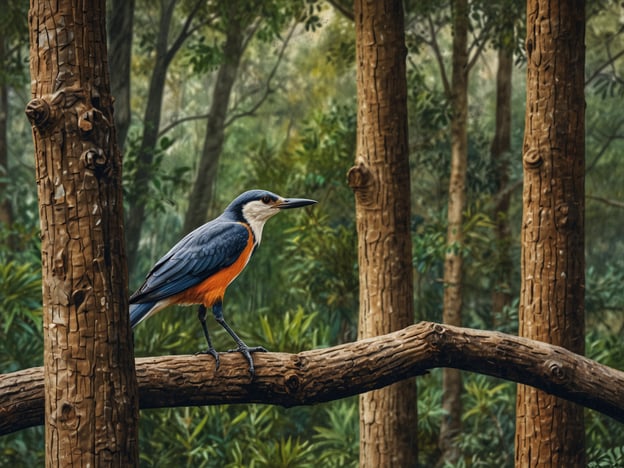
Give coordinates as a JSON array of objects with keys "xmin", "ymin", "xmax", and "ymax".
[
  {"xmin": 226, "ymin": 345, "xmax": 268, "ymax": 377},
  {"xmin": 195, "ymin": 347, "xmax": 220, "ymax": 370}
]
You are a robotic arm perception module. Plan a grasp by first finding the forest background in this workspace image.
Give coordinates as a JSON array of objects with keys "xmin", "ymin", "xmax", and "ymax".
[{"xmin": 2, "ymin": 0, "xmax": 624, "ymax": 466}]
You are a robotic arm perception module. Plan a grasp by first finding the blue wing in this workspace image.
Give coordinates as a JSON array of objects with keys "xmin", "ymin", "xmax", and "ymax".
[{"xmin": 129, "ymin": 219, "xmax": 250, "ymax": 304}]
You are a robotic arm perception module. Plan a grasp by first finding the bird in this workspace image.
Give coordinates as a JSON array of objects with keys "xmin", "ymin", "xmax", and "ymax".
[{"xmin": 129, "ymin": 189, "xmax": 317, "ymax": 377}]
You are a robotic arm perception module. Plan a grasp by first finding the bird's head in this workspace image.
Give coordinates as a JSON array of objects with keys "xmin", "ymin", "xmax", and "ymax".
[{"xmin": 225, "ymin": 189, "xmax": 317, "ymax": 242}]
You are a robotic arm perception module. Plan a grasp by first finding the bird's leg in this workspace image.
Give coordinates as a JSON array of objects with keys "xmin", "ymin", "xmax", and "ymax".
[
  {"xmin": 212, "ymin": 302, "xmax": 267, "ymax": 377},
  {"xmin": 195, "ymin": 304, "xmax": 220, "ymax": 369}
]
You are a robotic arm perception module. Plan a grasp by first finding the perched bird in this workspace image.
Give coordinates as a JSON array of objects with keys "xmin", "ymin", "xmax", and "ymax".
[{"xmin": 129, "ymin": 189, "xmax": 316, "ymax": 377}]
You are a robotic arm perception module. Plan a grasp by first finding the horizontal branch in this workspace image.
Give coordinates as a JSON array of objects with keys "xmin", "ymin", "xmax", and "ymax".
[{"xmin": 1, "ymin": 321, "xmax": 624, "ymax": 436}]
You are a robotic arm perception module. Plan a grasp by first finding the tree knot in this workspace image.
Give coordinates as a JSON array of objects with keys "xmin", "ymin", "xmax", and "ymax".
[
  {"xmin": 545, "ymin": 359, "xmax": 567, "ymax": 383},
  {"xmin": 25, "ymin": 98, "xmax": 52, "ymax": 129},
  {"xmin": 81, "ymin": 148, "xmax": 109, "ymax": 177},
  {"xmin": 347, "ymin": 160, "xmax": 376, "ymax": 206},
  {"xmin": 523, "ymin": 149, "xmax": 543, "ymax": 169},
  {"xmin": 428, "ymin": 323, "xmax": 447, "ymax": 347},
  {"xmin": 284, "ymin": 373, "xmax": 301, "ymax": 393}
]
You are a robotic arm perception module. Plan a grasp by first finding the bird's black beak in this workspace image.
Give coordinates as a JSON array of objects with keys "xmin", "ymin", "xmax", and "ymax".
[{"xmin": 277, "ymin": 197, "xmax": 317, "ymax": 209}]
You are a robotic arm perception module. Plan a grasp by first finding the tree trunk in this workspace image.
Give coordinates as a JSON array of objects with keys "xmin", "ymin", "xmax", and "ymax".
[
  {"xmin": 0, "ymin": 32, "xmax": 12, "ymax": 227},
  {"xmin": 125, "ymin": 0, "xmax": 177, "ymax": 274},
  {"xmin": 491, "ymin": 45, "xmax": 514, "ymax": 317},
  {"xmin": 515, "ymin": 0, "xmax": 586, "ymax": 466},
  {"xmin": 439, "ymin": 0, "xmax": 468, "ymax": 463},
  {"xmin": 349, "ymin": 0, "xmax": 417, "ymax": 465},
  {"xmin": 26, "ymin": 0, "xmax": 139, "ymax": 465},
  {"xmin": 182, "ymin": 23, "xmax": 245, "ymax": 233},
  {"xmin": 108, "ymin": 0, "xmax": 135, "ymax": 152}
]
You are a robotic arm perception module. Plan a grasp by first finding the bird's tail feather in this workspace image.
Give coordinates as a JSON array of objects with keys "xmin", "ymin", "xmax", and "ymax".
[{"xmin": 130, "ymin": 302, "xmax": 157, "ymax": 328}]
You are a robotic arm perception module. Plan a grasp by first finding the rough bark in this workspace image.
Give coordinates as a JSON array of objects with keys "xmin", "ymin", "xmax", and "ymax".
[
  {"xmin": 107, "ymin": 0, "xmax": 135, "ymax": 152},
  {"xmin": 26, "ymin": 0, "xmax": 139, "ymax": 465},
  {"xmin": 440, "ymin": 0, "xmax": 468, "ymax": 462},
  {"xmin": 182, "ymin": 23, "xmax": 245, "ymax": 233},
  {"xmin": 491, "ymin": 45, "xmax": 514, "ymax": 316},
  {"xmin": 515, "ymin": 1, "xmax": 586, "ymax": 466},
  {"xmin": 3, "ymin": 322, "xmax": 624, "ymax": 436},
  {"xmin": 349, "ymin": 0, "xmax": 417, "ymax": 465}
]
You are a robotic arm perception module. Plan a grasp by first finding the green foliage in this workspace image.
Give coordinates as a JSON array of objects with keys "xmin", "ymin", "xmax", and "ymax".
[
  {"xmin": 588, "ymin": 446, "xmax": 624, "ymax": 468},
  {"xmin": 254, "ymin": 308, "xmax": 322, "ymax": 352},
  {"xmin": 4, "ymin": 0, "xmax": 624, "ymax": 465},
  {"xmin": 312, "ymin": 400, "xmax": 359, "ymax": 468},
  {"xmin": 124, "ymin": 132, "xmax": 191, "ymax": 216},
  {"xmin": 185, "ymin": 36, "xmax": 225, "ymax": 74}
]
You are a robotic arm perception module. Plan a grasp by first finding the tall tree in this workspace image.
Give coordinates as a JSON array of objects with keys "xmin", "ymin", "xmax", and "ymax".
[
  {"xmin": 108, "ymin": 0, "xmax": 135, "ymax": 152},
  {"xmin": 515, "ymin": 0, "xmax": 586, "ymax": 466},
  {"xmin": 490, "ymin": 27, "xmax": 515, "ymax": 317},
  {"xmin": 0, "ymin": 33, "xmax": 11, "ymax": 227},
  {"xmin": 0, "ymin": 1, "xmax": 28, "ymax": 228},
  {"xmin": 439, "ymin": 0, "xmax": 468, "ymax": 461},
  {"xmin": 182, "ymin": 18, "xmax": 246, "ymax": 233},
  {"xmin": 125, "ymin": 0, "xmax": 204, "ymax": 273},
  {"xmin": 26, "ymin": 0, "xmax": 139, "ymax": 465},
  {"xmin": 348, "ymin": 0, "xmax": 418, "ymax": 465}
]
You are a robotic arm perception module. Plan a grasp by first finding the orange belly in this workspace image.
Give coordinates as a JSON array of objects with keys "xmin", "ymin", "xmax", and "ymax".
[{"xmin": 171, "ymin": 224, "xmax": 255, "ymax": 307}]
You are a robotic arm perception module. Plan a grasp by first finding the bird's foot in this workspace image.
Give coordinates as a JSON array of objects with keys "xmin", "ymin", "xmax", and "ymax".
[
  {"xmin": 226, "ymin": 345, "xmax": 268, "ymax": 377},
  {"xmin": 195, "ymin": 347, "xmax": 220, "ymax": 370}
]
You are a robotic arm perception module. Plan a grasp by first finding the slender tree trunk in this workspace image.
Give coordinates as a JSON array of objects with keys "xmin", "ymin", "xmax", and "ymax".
[
  {"xmin": 439, "ymin": 0, "xmax": 468, "ymax": 463},
  {"xmin": 491, "ymin": 45, "xmax": 513, "ymax": 317},
  {"xmin": 108, "ymin": 0, "xmax": 135, "ymax": 152},
  {"xmin": 348, "ymin": 0, "xmax": 417, "ymax": 465},
  {"xmin": 0, "ymin": 32, "xmax": 12, "ymax": 227},
  {"xmin": 125, "ymin": 0, "xmax": 176, "ymax": 274},
  {"xmin": 26, "ymin": 0, "xmax": 139, "ymax": 465},
  {"xmin": 182, "ymin": 23, "xmax": 244, "ymax": 233},
  {"xmin": 515, "ymin": 0, "xmax": 586, "ymax": 466}
]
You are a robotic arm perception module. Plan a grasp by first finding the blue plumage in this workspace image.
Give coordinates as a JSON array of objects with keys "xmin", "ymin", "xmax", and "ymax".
[
  {"xmin": 130, "ymin": 301, "xmax": 158, "ymax": 328},
  {"xmin": 129, "ymin": 189, "xmax": 317, "ymax": 377},
  {"xmin": 129, "ymin": 220, "xmax": 250, "ymax": 307}
]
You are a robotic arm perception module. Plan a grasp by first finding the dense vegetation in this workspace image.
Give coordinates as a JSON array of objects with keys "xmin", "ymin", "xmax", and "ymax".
[{"xmin": 2, "ymin": 1, "xmax": 624, "ymax": 466}]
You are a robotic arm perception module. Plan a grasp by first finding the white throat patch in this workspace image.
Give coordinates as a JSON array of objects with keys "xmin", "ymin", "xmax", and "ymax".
[{"xmin": 242, "ymin": 200, "xmax": 280, "ymax": 244}]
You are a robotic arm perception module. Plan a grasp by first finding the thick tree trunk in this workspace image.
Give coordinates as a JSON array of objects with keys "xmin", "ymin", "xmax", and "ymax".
[
  {"xmin": 349, "ymin": 0, "xmax": 417, "ymax": 465},
  {"xmin": 515, "ymin": 1, "xmax": 586, "ymax": 466},
  {"xmin": 26, "ymin": 0, "xmax": 139, "ymax": 465},
  {"xmin": 108, "ymin": 0, "xmax": 135, "ymax": 152},
  {"xmin": 491, "ymin": 45, "xmax": 513, "ymax": 316},
  {"xmin": 439, "ymin": 0, "xmax": 468, "ymax": 463},
  {"xmin": 182, "ymin": 24, "xmax": 245, "ymax": 233}
]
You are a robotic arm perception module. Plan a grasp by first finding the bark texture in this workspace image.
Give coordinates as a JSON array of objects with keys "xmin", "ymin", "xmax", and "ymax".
[
  {"xmin": 349, "ymin": 0, "xmax": 417, "ymax": 465},
  {"xmin": 440, "ymin": 0, "xmax": 468, "ymax": 462},
  {"xmin": 182, "ymin": 22, "xmax": 245, "ymax": 233},
  {"xmin": 26, "ymin": 1, "xmax": 139, "ymax": 465},
  {"xmin": 3, "ymin": 322, "xmax": 624, "ymax": 436},
  {"xmin": 515, "ymin": 1, "xmax": 586, "ymax": 466}
]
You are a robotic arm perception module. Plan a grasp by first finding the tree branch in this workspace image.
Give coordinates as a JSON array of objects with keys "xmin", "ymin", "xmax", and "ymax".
[
  {"xmin": 587, "ymin": 194, "xmax": 624, "ymax": 209},
  {"xmin": 426, "ymin": 14, "xmax": 451, "ymax": 97},
  {"xmin": 2, "ymin": 321, "xmax": 624, "ymax": 436},
  {"xmin": 586, "ymin": 48, "xmax": 624, "ymax": 86},
  {"xmin": 224, "ymin": 21, "xmax": 297, "ymax": 127}
]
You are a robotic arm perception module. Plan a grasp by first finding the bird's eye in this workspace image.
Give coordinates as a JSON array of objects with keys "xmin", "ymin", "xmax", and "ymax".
[{"xmin": 261, "ymin": 195, "xmax": 271, "ymax": 204}]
